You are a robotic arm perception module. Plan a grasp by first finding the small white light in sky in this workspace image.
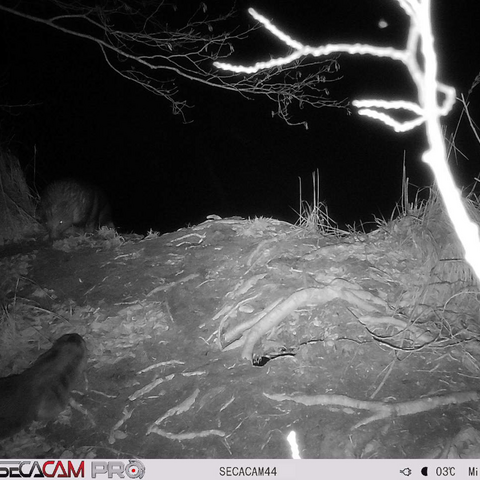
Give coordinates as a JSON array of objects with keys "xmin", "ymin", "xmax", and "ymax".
[{"xmin": 378, "ymin": 18, "xmax": 389, "ymax": 29}]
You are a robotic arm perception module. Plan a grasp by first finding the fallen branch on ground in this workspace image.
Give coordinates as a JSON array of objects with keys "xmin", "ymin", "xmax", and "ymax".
[
  {"xmin": 264, "ymin": 390, "xmax": 480, "ymax": 429},
  {"xmin": 241, "ymin": 281, "xmax": 388, "ymax": 362}
]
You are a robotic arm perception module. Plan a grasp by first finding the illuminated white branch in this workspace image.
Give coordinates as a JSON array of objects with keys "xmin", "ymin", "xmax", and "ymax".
[
  {"xmin": 216, "ymin": 42, "xmax": 407, "ymax": 74},
  {"xmin": 214, "ymin": 1, "xmax": 480, "ymax": 282},
  {"xmin": 248, "ymin": 8, "xmax": 305, "ymax": 50}
]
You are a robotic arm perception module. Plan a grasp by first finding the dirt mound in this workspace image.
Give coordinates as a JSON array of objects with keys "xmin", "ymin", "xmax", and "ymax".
[{"xmin": 1, "ymin": 216, "xmax": 480, "ymax": 458}]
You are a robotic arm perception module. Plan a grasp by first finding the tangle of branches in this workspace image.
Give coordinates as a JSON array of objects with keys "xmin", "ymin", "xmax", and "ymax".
[{"xmin": 0, "ymin": 0, "xmax": 348, "ymax": 126}]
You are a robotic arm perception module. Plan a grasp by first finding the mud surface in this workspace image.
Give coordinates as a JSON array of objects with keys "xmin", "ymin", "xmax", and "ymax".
[{"xmin": 1, "ymin": 217, "xmax": 480, "ymax": 458}]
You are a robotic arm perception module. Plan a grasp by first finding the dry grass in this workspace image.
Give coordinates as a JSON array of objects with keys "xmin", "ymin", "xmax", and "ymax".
[
  {"xmin": 297, "ymin": 159, "xmax": 480, "ymax": 332},
  {"xmin": 374, "ymin": 167, "xmax": 480, "ymax": 333},
  {"xmin": 0, "ymin": 149, "xmax": 37, "ymax": 244},
  {"xmin": 295, "ymin": 169, "xmax": 349, "ymax": 236},
  {"xmin": 0, "ymin": 148, "xmax": 39, "ymax": 349}
]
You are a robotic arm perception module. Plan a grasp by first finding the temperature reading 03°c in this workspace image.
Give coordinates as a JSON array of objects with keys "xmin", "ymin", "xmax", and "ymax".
[{"xmin": 436, "ymin": 467, "xmax": 455, "ymax": 477}]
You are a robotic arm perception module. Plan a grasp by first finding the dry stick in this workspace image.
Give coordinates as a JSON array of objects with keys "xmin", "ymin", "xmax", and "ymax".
[
  {"xmin": 358, "ymin": 315, "xmax": 435, "ymax": 346},
  {"xmin": 216, "ymin": 293, "xmax": 261, "ymax": 347},
  {"xmin": 148, "ymin": 428, "xmax": 225, "ymax": 440},
  {"xmin": 241, "ymin": 284, "xmax": 387, "ymax": 361},
  {"xmin": 264, "ymin": 390, "xmax": 480, "ymax": 430},
  {"xmin": 460, "ymin": 94, "xmax": 480, "ymax": 146},
  {"xmin": 370, "ymin": 359, "xmax": 396, "ymax": 400},
  {"xmin": 222, "ymin": 297, "xmax": 285, "ymax": 348}
]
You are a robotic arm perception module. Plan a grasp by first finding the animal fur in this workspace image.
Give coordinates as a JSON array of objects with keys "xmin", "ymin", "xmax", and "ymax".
[
  {"xmin": 37, "ymin": 179, "xmax": 114, "ymax": 239},
  {"xmin": 0, "ymin": 333, "xmax": 87, "ymax": 439}
]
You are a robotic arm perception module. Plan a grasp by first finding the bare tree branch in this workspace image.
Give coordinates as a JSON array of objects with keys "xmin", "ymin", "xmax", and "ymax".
[{"xmin": 0, "ymin": 0, "xmax": 347, "ymax": 126}]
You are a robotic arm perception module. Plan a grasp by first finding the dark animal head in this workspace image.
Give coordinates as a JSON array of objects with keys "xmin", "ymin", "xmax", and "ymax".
[{"xmin": 43, "ymin": 201, "xmax": 76, "ymax": 239}]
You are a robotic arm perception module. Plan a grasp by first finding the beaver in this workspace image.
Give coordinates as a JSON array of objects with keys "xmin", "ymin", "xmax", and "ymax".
[
  {"xmin": 37, "ymin": 179, "xmax": 114, "ymax": 239},
  {"xmin": 0, "ymin": 333, "xmax": 87, "ymax": 439}
]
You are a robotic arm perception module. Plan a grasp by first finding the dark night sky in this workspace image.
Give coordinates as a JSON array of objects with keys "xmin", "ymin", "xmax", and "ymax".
[{"xmin": 1, "ymin": 0, "xmax": 479, "ymax": 234}]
